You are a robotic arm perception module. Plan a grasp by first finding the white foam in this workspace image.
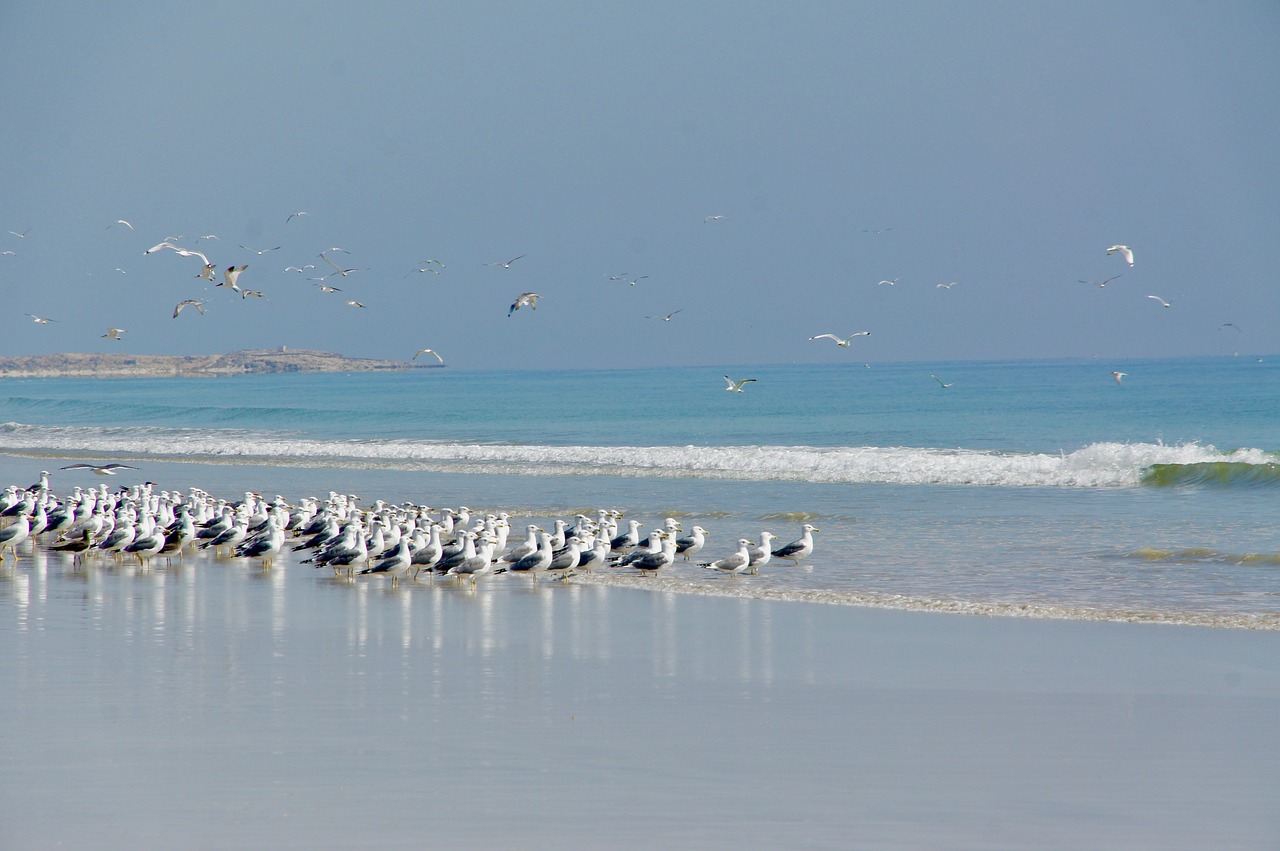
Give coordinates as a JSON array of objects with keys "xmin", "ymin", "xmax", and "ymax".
[{"xmin": 0, "ymin": 422, "xmax": 1273, "ymax": 488}]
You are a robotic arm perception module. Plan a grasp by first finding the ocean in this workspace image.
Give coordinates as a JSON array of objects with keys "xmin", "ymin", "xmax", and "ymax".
[{"xmin": 1, "ymin": 354, "xmax": 1277, "ymax": 628}]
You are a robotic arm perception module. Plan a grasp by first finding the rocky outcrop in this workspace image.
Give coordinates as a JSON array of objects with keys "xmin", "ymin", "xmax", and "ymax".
[{"xmin": 0, "ymin": 349, "xmax": 437, "ymax": 378}]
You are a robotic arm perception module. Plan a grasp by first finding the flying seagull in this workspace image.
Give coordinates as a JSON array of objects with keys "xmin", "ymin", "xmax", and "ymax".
[
  {"xmin": 241, "ymin": 244, "xmax": 281, "ymax": 255},
  {"xmin": 486, "ymin": 254, "xmax": 526, "ymax": 269},
  {"xmin": 108, "ymin": 219, "xmax": 134, "ymax": 230},
  {"xmin": 645, "ymin": 310, "xmax": 683, "ymax": 321},
  {"xmin": 25, "ymin": 314, "xmax": 55, "ymax": 324},
  {"xmin": 1218, "ymin": 323, "xmax": 1242, "ymax": 332},
  {"xmin": 704, "ymin": 215, "xmax": 725, "ymax": 222},
  {"xmin": 285, "ymin": 211, "xmax": 309, "ymax": 223},
  {"xmin": 936, "ymin": 282, "xmax": 958, "ymax": 290},
  {"xmin": 809, "ymin": 332, "xmax": 870, "ymax": 347},
  {"xmin": 724, "ymin": 375, "xmax": 756, "ymax": 392},
  {"xmin": 172, "ymin": 299, "xmax": 205, "ymax": 318},
  {"xmin": 102, "ymin": 327, "xmax": 126, "ymax": 340},
  {"xmin": 1106, "ymin": 244, "xmax": 1134, "ymax": 266},
  {"xmin": 1146, "ymin": 295, "xmax": 1171, "ymax": 308},
  {"xmin": 1111, "ymin": 371, "xmax": 1127, "ymax": 385},
  {"xmin": 220, "ymin": 264, "xmax": 248, "ymax": 293},
  {"xmin": 930, "ymin": 374, "xmax": 954, "ymax": 389},
  {"xmin": 59, "ymin": 463, "xmax": 138, "ymax": 475},
  {"xmin": 344, "ymin": 300, "xmax": 366, "ymax": 308},
  {"xmin": 1079, "ymin": 274, "xmax": 1123, "ymax": 287},
  {"xmin": 319, "ymin": 252, "xmax": 362, "ymax": 277},
  {"xmin": 509, "ymin": 292, "xmax": 540, "ymax": 316},
  {"xmin": 8, "ymin": 228, "xmax": 31, "ymax": 239},
  {"xmin": 412, "ymin": 348, "xmax": 445, "ymax": 364},
  {"xmin": 877, "ymin": 278, "xmax": 900, "ymax": 286}
]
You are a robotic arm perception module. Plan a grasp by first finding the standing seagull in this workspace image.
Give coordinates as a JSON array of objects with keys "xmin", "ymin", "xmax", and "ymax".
[
  {"xmin": 724, "ymin": 375, "xmax": 756, "ymax": 392},
  {"xmin": 412, "ymin": 348, "xmax": 445, "ymax": 364},
  {"xmin": 772, "ymin": 524, "xmax": 820, "ymax": 561},
  {"xmin": 809, "ymin": 332, "xmax": 870, "ymax": 347},
  {"xmin": 1106, "ymin": 244, "xmax": 1134, "ymax": 266},
  {"xmin": 509, "ymin": 292, "xmax": 540, "ymax": 316}
]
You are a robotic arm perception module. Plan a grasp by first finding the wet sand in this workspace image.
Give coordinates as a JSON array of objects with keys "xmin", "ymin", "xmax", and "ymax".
[{"xmin": 2, "ymin": 546, "xmax": 1279, "ymax": 850}]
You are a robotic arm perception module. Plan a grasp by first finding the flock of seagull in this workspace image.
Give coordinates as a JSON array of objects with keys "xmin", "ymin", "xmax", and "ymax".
[{"xmin": 0, "ymin": 474, "xmax": 820, "ymax": 587}]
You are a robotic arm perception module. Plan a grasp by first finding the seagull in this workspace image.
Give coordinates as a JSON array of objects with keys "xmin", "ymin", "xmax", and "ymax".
[
  {"xmin": 8, "ymin": 228, "xmax": 31, "ymax": 238},
  {"xmin": 108, "ymin": 219, "xmax": 134, "ymax": 230},
  {"xmin": 319, "ymin": 252, "xmax": 362, "ymax": 277},
  {"xmin": 936, "ymin": 282, "xmax": 958, "ymax": 289},
  {"xmin": 59, "ymin": 463, "xmax": 138, "ymax": 475},
  {"xmin": 25, "ymin": 314, "xmax": 55, "ymax": 324},
  {"xmin": 312, "ymin": 282, "xmax": 342, "ymax": 293},
  {"xmin": 172, "ymin": 299, "xmax": 205, "ymax": 318},
  {"xmin": 626, "ymin": 276, "xmax": 649, "ymax": 286},
  {"xmin": 704, "ymin": 215, "xmax": 725, "ymax": 222},
  {"xmin": 772, "ymin": 524, "xmax": 820, "ymax": 561},
  {"xmin": 196, "ymin": 234, "xmax": 219, "ymax": 242},
  {"xmin": 1107, "ymin": 244, "xmax": 1134, "ymax": 266},
  {"xmin": 284, "ymin": 265, "xmax": 316, "ymax": 274},
  {"xmin": 241, "ymin": 289, "xmax": 267, "ymax": 300},
  {"xmin": 877, "ymin": 278, "xmax": 900, "ymax": 286},
  {"xmin": 1218, "ymin": 323, "xmax": 1243, "ymax": 332},
  {"xmin": 144, "ymin": 242, "xmax": 211, "ymax": 266},
  {"xmin": 645, "ymin": 310, "xmax": 683, "ymax": 321},
  {"xmin": 1079, "ymin": 274, "xmax": 1123, "ymax": 287},
  {"xmin": 487, "ymin": 254, "xmax": 526, "ymax": 268},
  {"xmin": 701, "ymin": 539, "xmax": 753, "ymax": 576},
  {"xmin": 509, "ymin": 292, "xmax": 540, "ymax": 315},
  {"xmin": 345, "ymin": 300, "xmax": 366, "ymax": 308},
  {"xmin": 1146, "ymin": 295, "xmax": 1171, "ymax": 308},
  {"xmin": 241, "ymin": 244, "xmax": 281, "ymax": 255},
  {"xmin": 285, "ymin": 211, "xmax": 309, "ymax": 223},
  {"xmin": 220, "ymin": 264, "xmax": 248, "ymax": 293},
  {"xmin": 196, "ymin": 264, "xmax": 216, "ymax": 280},
  {"xmin": 102, "ymin": 328, "xmax": 126, "ymax": 340},
  {"xmin": 1111, "ymin": 371, "xmax": 1127, "ymax": 385},
  {"xmin": 930, "ymin": 374, "xmax": 954, "ymax": 388},
  {"xmin": 724, "ymin": 375, "xmax": 756, "ymax": 392},
  {"xmin": 607, "ymin": 273, "xmax": 629, "ymax": 281},
  {"xmin": 412, "ymin": 348, "xmax": 445, "ymax": 364},
  {"xmin": 862, "ymin": 227, "xmax": 894, "ymax": 234},
  {"xmin": 809, "ymin": 332, "xmax": 870, "ymax": 347}
]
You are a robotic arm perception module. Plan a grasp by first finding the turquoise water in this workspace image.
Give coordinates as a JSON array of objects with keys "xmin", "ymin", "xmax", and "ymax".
[{"xmin": 1, "ymin": 355, "xmax": 1277, "ymax": 626}]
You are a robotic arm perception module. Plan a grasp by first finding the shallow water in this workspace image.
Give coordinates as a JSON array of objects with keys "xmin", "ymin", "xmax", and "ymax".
[{"xmin": 3, "ymin": 550, "xmax": 1279, "ymax": 849}]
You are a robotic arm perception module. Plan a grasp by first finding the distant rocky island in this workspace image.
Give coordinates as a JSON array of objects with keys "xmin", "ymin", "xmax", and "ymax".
[{"xmin": 0, "ymin": 348, "xmax": 437, "ymax": 378}]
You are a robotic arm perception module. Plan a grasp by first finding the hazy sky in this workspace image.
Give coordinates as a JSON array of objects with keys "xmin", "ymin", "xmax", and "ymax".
[{"xmin": 2, "ymin": 1, "xmax": 1277, "ymax": 370}]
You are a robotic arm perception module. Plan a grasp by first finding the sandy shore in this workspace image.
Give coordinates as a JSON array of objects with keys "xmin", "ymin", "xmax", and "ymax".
[{"xmin": 2, "ymin": 543, "xmax": 1278, "ymax": 850}]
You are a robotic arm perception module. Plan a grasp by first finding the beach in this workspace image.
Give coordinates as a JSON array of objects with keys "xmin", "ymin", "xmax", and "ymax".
[{"xmin": 3, "ymin": 544, "xmax": 1279, "ymax": 850}]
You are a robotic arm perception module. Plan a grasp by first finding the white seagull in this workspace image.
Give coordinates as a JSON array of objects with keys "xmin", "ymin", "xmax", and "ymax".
[
  {"xmin": 8, "ymin": 228, "xmax": 31, "ymax": 239},
  {"xmin": 1107, "ymin": 244, "xmax": 1134, "ymax": 266},
  {"xmin": 930, "ymin": 374, "xmax": 954, "ymax": 388},
  {"xmin": 220, "ymin": 264, "xmax": 248, "ymax": 293},
  {"xmin": 724, "ymin": 375, "xmax": 756, "ymax": 392},
  {"xmin": 59, "ymin": 463, "xmax": 138, "ymax": 475},
  {"xmin": 25, "ymin": 314, "xmax": 55, "ymax": 324},
  {"xmin": 487, "ymin": 254, "xmax": 526, "ymax": 268},
  {"xmin": 509, "ymin": 292, "xmax": 540, "ymax": 315},
  {"xmin": 285, "ymin": 211, "xmax": 309, "ymax": 223},
  {"xmin": 701, "ymin": 539, "xmax": 753, "ymax": 576},
  {"xmin": 645, "ymin": 310, "xmax": 683, "ymax": 321},
  {"xmin": 1079, "ymin": 274, "xmax": 1123, "ymax": 287},
  {"xmin": 109, "ymin": 219, "xmax": 134, "ymax": 230},
  {"xmin": 412, "ymin": 348, "xmax": 445, "ymax": 364},
  {"xmin": 172, "ymin": 299, "xmax": 205, "ymax": 318},
  {"xmin": 809, "ymin": 332, "xmax": 870, "ymax": 347},
  {"xmin": 241, "ymin": 244, "xmax": 281, "ymax": 255},
  {"xmin": 319, "ymin": 252, "xmax": 362, "ymax": 277},
  {"xmin": 877, "ymin": 277, "xmax": 900, "ymax": 286},
  {"xmin": 102, "ymin": 327, "xmax": 126, "ymax": 340},
  {"xmin": 1111, "ymin": 371, "xmax": 1127, "ymax": 385},
  {"xmin": 1146, "ymin": 295, "xmax": 1171, "ymax": 308}
]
